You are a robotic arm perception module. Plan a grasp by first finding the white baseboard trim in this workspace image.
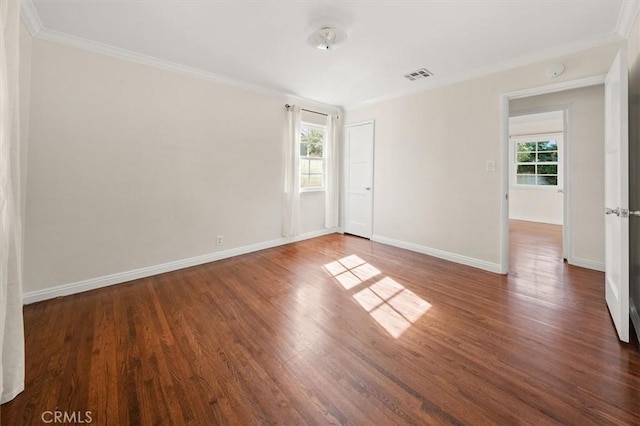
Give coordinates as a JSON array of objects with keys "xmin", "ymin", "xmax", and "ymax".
[
  {"xmin": 630, "ymin": 299, "xmax": 640, "ymax": 341},
  {"xmin": 508, "ymin": 216, "xmax": 563, "ymax": 226},
  {"xmin": 371, "ymin": 235, "xmax": 502, "ymax": 274},
  {"xmin": 23, "ymin": 228, "xmax": 339, "ymax": 305},
  {"xmin": 568, "ymin": 257, "xmax": 605, "ymax": 272}
]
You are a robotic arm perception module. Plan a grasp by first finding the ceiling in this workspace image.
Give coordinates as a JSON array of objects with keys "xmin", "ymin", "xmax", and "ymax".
[{"xmin": 22, "ymin": 0, "xmax": 638, "ymax": 109}]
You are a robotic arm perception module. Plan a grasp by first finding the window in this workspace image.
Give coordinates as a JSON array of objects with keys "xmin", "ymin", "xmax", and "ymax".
[
  {"xmin": 514, "ymin": 137, "xmax": 559, "ymax": 186},
  {"xmin": 300, "ymin": 123, "xmax": 325, "ymax": 190}
]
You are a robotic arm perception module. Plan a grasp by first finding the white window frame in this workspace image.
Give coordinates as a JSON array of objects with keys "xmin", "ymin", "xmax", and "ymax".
[
  {"xmin": 300, "ymin": 122, "xmax": 326, "ymax": 193},
  {"xmin": 510, "ymin": 132, "xmax": 563, "ymax": 190}
]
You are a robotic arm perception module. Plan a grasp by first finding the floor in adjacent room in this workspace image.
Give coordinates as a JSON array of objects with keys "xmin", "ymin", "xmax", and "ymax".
[{"xmin": 2, "ymin": 220, "xmax": 640, "ymax": 425}]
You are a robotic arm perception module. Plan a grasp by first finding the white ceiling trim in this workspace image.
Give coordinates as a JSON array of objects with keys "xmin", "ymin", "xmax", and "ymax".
[
  {"xmin": 34, "ymin": 27, "xmax": 343, "ymax": 113},
  {"xmin": 19, "ymin": 0, "xmax": 633, "ymax": 111},
  {"xmin": 616, "ymin": 0, "xmax": 640, "ymax": 38},
  {"xmin": 19, "ymin": 0, "xmax": 43, "ymax": 36},
  {"xmin": 345, "ymin": 32, "xmax": 622, "ymax": 110},
  {"xmin": 18, "ymin": 1, "xmax": 340, "ymax": 115}
]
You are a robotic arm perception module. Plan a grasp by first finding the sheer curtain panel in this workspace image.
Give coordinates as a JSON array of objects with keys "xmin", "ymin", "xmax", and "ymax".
[
  {"xmin": 0, "ymin": 0, "xmax": 25, "ymax": 404},
  {"xmin": 282, "ymin": 105, "xmax": 301, "ymax": 237},
  {"xmin": 324, "ymin": 114, "xmax": 340, "ymax": 228}
]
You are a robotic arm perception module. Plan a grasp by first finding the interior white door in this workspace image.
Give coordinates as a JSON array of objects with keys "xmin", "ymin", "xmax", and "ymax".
[
  {"xmin": 604, "ymin": 49, "xmax": 630, "ymax": 343},
  {"xmin": 344, "ymin": 122, "xmax": 374, "ymax": 238}
]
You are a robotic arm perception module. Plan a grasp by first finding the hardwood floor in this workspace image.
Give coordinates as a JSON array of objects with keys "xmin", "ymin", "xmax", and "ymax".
[{"xmin": 3, "ymin": 222, "xmax": 640, "ymax": 425}]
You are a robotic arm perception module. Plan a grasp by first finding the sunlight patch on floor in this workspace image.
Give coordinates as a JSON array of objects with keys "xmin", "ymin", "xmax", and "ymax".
[
  {"xmin": 324, "ymin": 256, "xmax": 431, "ymax": 338},
  {"xmin": 324, "ymin": 255, "xmax": 381, "ymax": 290}
]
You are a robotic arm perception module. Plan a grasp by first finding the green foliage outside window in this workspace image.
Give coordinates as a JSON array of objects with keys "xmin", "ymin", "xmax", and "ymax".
[
  {"xmin": 515, "ymin": 140, "xmax": 559, "ymax": 186},
  {"xmin": 300, "ymin": 125, "xmax": 325, "ymax": 189}
]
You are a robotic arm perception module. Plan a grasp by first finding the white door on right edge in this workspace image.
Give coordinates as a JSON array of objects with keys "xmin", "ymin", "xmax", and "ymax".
[
  {"xmin": 344, "ymin": 122, "xmax": 374, "ymax": 239},
  {"xmin": 604, "ymin": 49, "xmax": 630, "ymax": 343}
]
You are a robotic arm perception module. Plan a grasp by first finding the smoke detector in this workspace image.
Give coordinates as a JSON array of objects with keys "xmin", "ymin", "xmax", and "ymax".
[
  {"xmin": 545, "ymin": 63, "xmax": 565, "ymax": 78},
  {"xmin": 307, "ymin": 27, "xmax": 347, "ymax": 51}
]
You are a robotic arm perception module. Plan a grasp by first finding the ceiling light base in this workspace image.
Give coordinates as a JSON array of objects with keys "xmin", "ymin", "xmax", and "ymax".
[{"xmin": 307, "ymin": 27, "xmax": 347, "ymax": 51}]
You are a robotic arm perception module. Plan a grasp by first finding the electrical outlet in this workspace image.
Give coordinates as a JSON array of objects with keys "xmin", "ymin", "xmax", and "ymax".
[
  {"xmin": 216, "ymin": 235, "xmax": 224, "ymax": 246},
  {"xmin": 486, "ymin": 160, "xmax": 496, "ymax": 172}
]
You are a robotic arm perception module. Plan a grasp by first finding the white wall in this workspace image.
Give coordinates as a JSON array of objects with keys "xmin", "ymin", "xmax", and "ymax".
[
  {"xmin": 510, "ymin": 85, "xmax": 605, "ymax": 267},
  {"xmin": 22, "ymin": 37, "xmax": 335, "ymax": 295},
  {"xmin": 509, "ymin": 115, "xmax": 563, "ymax": 136},
  {"xmin": 344, "ymin": 42, "xmax": 620, "ymax": 271},
  {"xmin": 508, "ymin": 115, "xmax": 564, "ymax": 225}
]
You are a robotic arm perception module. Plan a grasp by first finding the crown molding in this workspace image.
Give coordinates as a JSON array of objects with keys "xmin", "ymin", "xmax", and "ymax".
[
  {"xmin": 19, "ymin": 0, "xmax": 632, "ymax": 113},
  {"xmin": 35, "ymin": 28, "xmax": 340, "ymax": 113},
  {"xmin": 345, "ymin": 31, "xmax": 623, "ymax": 110},
  {"xmin": 19, "ymin": 0, "xmax": 43, "ymax": 36},
  {"xmin": 616, "ymin": 0, "xmax": 640, "ymax": 38},
  {"xmin": 18, "ymin": 1, "xmax": 339, "ymax": 114}
]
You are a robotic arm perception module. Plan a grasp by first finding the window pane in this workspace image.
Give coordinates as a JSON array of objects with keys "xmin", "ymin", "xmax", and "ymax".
[
  {"xmin": 517, "ymin": 152, "xmax": 535, "ymax": 162},
  {"xmin": 302, "ymin": 128, "xmax": 323, "ymax": 142},
  {"xmin": 308, "ymin": 143, "xmax": 323, "ymax": 158},
  {"xmin": 517, "ymin": 175, "xmax": 537, "ymax": 185},
  {"xmin": 300, "ymin": 159, "xmax": 310, "ymax": 174},
  {"xmin": 537, "ymin": 175, "xmax": 557, "ymax": 185},
  {"xmin": 537, "ymin": 152, "xmax": 558, "ymax": 162},
  {"xmin": 309, "ymin": 129, "xmax": 324, "ymax": 142},
  {"xmin": 309, "ymin": 175, "xmax": 323, "ymax": 187},
  {"xmin": 517, "ymin": 165, "xmax": 535, "ymax": 174},
  {"xmin": 517, "ymin": 142, "xmax": 536, "ymax": 152},
  {"xmin": 537, "ymin": 140, "xmax": 557, "ymax": 151},
  {"xmin": 537, "ymin": 164, "xmax": 557, "ymax": 175},
  {"xmin": 309, "ymin": 159, "xmax": 323, "ymax": 174},
  {"xmin": 300, "ymin": 124, "xmax": 326, "ymax": 190}
]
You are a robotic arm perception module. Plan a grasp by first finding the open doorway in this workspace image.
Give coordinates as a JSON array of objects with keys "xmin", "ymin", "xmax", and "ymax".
[
  {"xmin": 501, "ymin": 83, "xmax": 606, "ymax": 274},
  {"xmin": 508, "ymin": 110, "xmax": 566, "ymax": 266}
]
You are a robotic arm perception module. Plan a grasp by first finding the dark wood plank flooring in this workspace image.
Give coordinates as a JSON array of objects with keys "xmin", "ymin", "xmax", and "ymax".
[{"xmin": 2, "ymin": 221, "xmax": 640, "ymax": 425}]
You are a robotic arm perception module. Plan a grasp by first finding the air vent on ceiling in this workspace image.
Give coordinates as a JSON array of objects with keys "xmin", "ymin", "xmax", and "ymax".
[{"xmin": 404, "ymin": 68, "xmax": 433, "ymax": 81}]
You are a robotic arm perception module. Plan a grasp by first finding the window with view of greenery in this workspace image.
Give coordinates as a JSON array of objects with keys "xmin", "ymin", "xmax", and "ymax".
[
  {"xmin": 300, "ymin": 124, "xmax": 325, "ymax": 190},
  {"xmin": 515, "ymin": 139, "xmax": 558, "ymax": 186}
]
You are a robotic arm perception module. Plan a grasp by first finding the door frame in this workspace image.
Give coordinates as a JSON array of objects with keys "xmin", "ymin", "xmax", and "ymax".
[
  {"xmin": 508, "ymin": 106, "xmax": 569, "ymax": 260},
  {"xmin": 342, "ymin": 120, "xmax": 375, "ymax": 238},
  {"xmin": 499, "ymin": 75, "xmax": 606, "ymax": 274}
]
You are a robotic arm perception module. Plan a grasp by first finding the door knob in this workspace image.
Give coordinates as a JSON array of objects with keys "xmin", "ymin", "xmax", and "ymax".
[
  {"xmin": 365, "ymin": 187, "xmax": 371, "ymax": 190},
  {"xmin": 605, "ymin": 207, "xmax": 620, "ymax": 216}
]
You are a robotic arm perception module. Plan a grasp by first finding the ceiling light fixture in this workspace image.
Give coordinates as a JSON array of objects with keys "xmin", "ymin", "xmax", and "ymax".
[{"xmin": 307, "ymin": 27, "xmax": 347, "ymax": 51}]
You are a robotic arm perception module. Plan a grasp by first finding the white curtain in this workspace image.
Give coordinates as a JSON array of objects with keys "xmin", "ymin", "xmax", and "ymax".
[
  {"xmin": 324, "ymin": 114, "xmax": 340, "ymax": 228},
  {"xmin": 0, "ymin": 0, "xmax": 25, "ymax": 404},
  {"xmin": 282, "ymin": 105, "xmax": 301, "ymax": 237}
]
